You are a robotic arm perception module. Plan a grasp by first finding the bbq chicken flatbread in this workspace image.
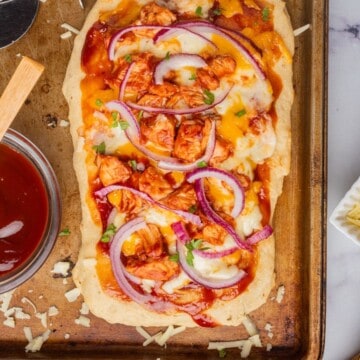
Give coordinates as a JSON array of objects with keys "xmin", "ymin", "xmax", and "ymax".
[{"xmin": 63, "ymin": 0, "xmax": 294, "ymax": 327}]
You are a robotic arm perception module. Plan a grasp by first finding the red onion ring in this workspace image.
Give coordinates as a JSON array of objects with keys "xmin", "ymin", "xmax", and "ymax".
[
  {"xmin": 194, "ymin": 179, "xmax": 252, "ymax": 251},
  {"xmin": 119, "ymin": 62, "xmax": 136, "ymax": 101},
  {"xmin": 179, "ymin": 21, "xmax": 266, "ymax": 80},
  {"xmin": 158, "ymin": 120, "xmax": 216, "ymax": 171},
  {"xmin": 108, "ymin": 25, "xmax": 171, "ymax": 61},
  {"xmin": 171, "ymin": 222, "xmax": 247, "ymax": 289},
  {"xmin": 171, "ymin": 221, "xmax": 238, "ymax": 259},
  {"xmin": 0, "ymin": 221, "xmax": 24, "ymax": 239},
  {"xmin": 95, "ymin": 185, "xmax": 202, "ymax": 226},
  {"xmin": 186, "ymin": 167, "xmax": 245, "ymax": 218},
  {"xmin": 109, "ymin": 217, "xmax": 163, "ymax": 306},
  {"xmin": 127, "ymin": 85, "xmax": 232, "ymax": 115},
  {"xmin": 154, "ymin": 54, "xmax": 207, "ymax": 85},
  {"xmin": 247, "ymin": 224, "xmax": 273, "ymax": 245}
]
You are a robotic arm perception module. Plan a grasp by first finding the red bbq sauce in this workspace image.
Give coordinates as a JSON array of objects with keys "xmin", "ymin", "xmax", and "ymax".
[{"xmin": 0, "ymin": 143, "xmax": 49, "ymax": 277}]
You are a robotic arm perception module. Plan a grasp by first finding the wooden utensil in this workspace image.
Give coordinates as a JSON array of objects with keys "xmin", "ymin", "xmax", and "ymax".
[{"xmin": 0, "ymin": 56, "xmax": 44, "ymax": 141}]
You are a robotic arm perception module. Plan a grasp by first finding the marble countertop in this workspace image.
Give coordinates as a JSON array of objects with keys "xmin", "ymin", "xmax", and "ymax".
[{"xmin": 325, "ymin": 1, "xmax": 360, "ymax": 359}]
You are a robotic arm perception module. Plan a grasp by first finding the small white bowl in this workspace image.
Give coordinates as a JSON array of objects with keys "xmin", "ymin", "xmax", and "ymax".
[{"xmin": 330, "ymin": 176, "xmax": 360, "ymax": 247}]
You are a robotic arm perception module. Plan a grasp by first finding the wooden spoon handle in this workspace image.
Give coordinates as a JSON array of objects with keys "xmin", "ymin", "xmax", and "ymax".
[{"xmin": 0, "ymin": 56, "xmax": 44, "ymax": 141}]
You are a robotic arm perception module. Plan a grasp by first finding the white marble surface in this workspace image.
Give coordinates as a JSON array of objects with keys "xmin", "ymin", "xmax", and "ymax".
[{"xmin": 325, "ymin": 0, "xmax": 360, "ymax": 359}]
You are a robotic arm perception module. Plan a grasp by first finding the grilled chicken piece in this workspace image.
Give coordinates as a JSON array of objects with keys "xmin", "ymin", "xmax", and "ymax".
[
  {"xmin": 161, "ymin": 183, "xmax": 197, "ymax": 211},
  {"xmin": 109, "ymin": 189, "xmax": 144, "ymax": 214},
  {"xmin": 173, "ymin": 118, "xmax": 211, "ymax": 162},
  {"xmin": 166, "ymin": 86, "xmax": 205, "ymax": 109},
  {"xmin": 196, "ymin": 68, "xmax": 219, "ymax": 90},
  {"xmin": 99, "ymin": 156, "xmax": 132, "ymax": 186},
  {"xmin": 139, "ymin": 2, "xmax": 177, "ymax": 26},
  {"xmin": 137, "ymin": 94, "xmax": 165, "ymax": 107},
  {"xmin": 208, "ymin": 55, "xmax": 237, "ymax": 78},
  {"xmin": 148, "ymin": 83, "xmax": 179, "ymax": 97},
  {"xmin": 140, "ymin": 114, "xmax": 176, "ymax": 151},
  {"xmin": 202, "ymin": 223, "xmax": 227, "ymax": 245},
  {"xmin": 209, "ymin": 137, "xmax": 232, "ymax": 166},
  {"xmin": 138, "ymin": 166, "xmax": 173, "ymax": 200}
]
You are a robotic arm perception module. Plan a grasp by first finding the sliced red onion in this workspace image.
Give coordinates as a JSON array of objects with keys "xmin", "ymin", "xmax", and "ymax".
[
  {"xmin": 127, "ymin": 85, "xmax": 232, "ymax": 115},
  {"xmin": 119, "ymin": 62, "xmax": 136, "ymax": 101},
  {"xmin": 105, "ymin": 100, "xmax": 178, "ymax": 163},
  {"xmin": 158, "ymin": 120, "xmax": 216, "ymax": 172},
  {"xmin": 0, "ymin": 221, "xmax": 24, "ymax": 239},
  {"xmin": 179, "ymin": 22, "xmax": 266, "ymax": 80},
  {"xmin": 154, "ymin": 54, "xmax": 207, "ymax": 85},
  {"xmin": 247, "ymin": 225, "xmax": 273, "ymax": 245},
  {"xmin": 109, "ymin": 217, "xmax": 158, "ymax": 304},
  {"xmin": 171, "ymin": 222, "xmax": 247, "ymax": 289},
  {"xmin": 186, "ymin": 167, "xmax": 245, "ymax": 218},
  {"xmin": 108, "ymin": 25, "xmax": 171, "ymax": 61},
  {"xmin": 194, "ymin": 179, "xmax": 252, "ymax": 251},
  {"xmin": 95, "ymin": 185, "xmax": 202, "ymax": 226},
  {"xmin": 153, "ymin": 27, "xmax": 217, "ymax": 50}
]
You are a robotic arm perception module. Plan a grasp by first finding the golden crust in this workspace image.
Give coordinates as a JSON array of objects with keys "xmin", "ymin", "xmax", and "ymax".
[{"xmin": 63, "ymin": 0, "xmax": 294, "ymax": 327}]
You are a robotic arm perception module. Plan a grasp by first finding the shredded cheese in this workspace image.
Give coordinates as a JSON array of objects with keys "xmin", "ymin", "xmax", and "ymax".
[
  {"xmin": 23, "ymin": 327, "xmax": 33, "ymax": 342},
  {"xmin": 21, "ymin": 297, "xmax": 37, "ymax": 313},
  {"xmin": 75, "ymin": 315, "xmax": 91, "ymax": 327},
  {"xmin": 136, "ymin": 326, "xmax": 151, "ymax": 340},
  {"xmin": 48, "ymin": 306, "xmax": 59, "ymax": 317},
  {"xmin": 25, "ymin": 329, "xmax": 51, "ymax": 353},
  {"xmin": 60, "ymin": 31, "xmax": 72, "ymax": 40},
  {"xmin": 59, "ymin": 120, "xmax": 70, "ymax": 127},
  {"xmin": 242, "ymin": 315, "xmax": 258, "ymax": 337},
  {"xmin": 0, "ymin": 290, "xmax": 14, "ymax": 313},
  {"xmin": 65, "ymin": 288, "xmax": 80, "ymax": 303},
  {"xmin": 60, "ymin": 23, "xmax": 80, "ymax": 35},
  {"xmin": 35, "ymin": 312, "xmax": 48, "ymax": 328},
  {"xmin": 293, "ymin": 24, "xmax": 310, "ymax": 37},
  {"xmin": 276, "ymin": 285, "xmax": 285, "ymax": 303},
  {"xmin": 64, "ymin": 333, "xmax": 70, "ymax": 339},
  {"xmin": 3, "ymin": 317, "xmax": 15, "ymax": 328},
  {"xmin": 79, "ymin": 302, "xmax": 89, "ymax": 315},
  {"xmin": 266, "ymin": 343, "xmax": 272, "ymax": 351},
  {"xmin": 51, "ymin": 261, "xmax": 71, "ymax": 277}
]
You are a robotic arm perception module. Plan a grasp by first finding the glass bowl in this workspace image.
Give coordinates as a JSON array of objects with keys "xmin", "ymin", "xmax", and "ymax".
[{"xmin": 0, "ymin": 128, "xmax": 61, "ymax": 293}]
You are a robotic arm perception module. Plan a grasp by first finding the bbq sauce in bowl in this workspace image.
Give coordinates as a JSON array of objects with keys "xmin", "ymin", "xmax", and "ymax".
[{"xmin": 0, "ymin": 129, "xmax": 61, "ymax": 293}]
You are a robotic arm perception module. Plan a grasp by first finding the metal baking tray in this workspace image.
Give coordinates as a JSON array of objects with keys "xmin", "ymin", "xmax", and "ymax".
[{"xmin": 0, "ymin": 0, "xmax": 327, "ymax": 358}]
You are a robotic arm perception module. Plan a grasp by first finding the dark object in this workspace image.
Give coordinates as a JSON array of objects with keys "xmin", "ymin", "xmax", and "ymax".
[{"xmin": 0, "ymin": 0, "xmax": 39, "ymax": 49}]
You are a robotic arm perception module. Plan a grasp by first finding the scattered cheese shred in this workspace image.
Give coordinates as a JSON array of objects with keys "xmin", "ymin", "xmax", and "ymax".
[
  {"xmin": 139, "ymin": 325, "xmax": 186, "ymax": 347},
  {"xmin": 52, "ymin": 261, "xmax": 71, "ymax": 277},
  {"xmin": 266, "ymin": 343, "xmax": 272, "ymax": 352},
  {"xmin": 0, "ymin": 290, "xmax": 14, "ymax": 313},
  {"xmin": 65, "ymin": 288, "xmax": 80, "ymax": 303},
  {"xmin": 79, "ymin": 302, "xmax": 89, "ymax": 315},
  {"xmin": 59, "ymin": 120, "xmax": 70, "ymax": 127},
  {"xmin": 78, "ymin": 0, "xmax": 84, "ymax": 9},
  {"xmin": 75, "ymin": 315, "xmax": 90, "ymax": 327},
  {"xmin": 136, "ymin": 326, "xmax": 151, "ymax": 340},
  {"xmin": 64, "ymin": 333, "xmax": 70, "ymax": 339},
  {"xmin": 23, "ymin": 327, "xmax": 33, "ymax": 342},
  {"xmin": 242, "ymin": 315, "xmax": 258, "ymax": 337},
  {"xmin": 293, "ymin": 24, "xmax": 310, "ymax": 37},
  {"xmin": 48, "ymin": 306, "xmax": 59, "ymax": 317},
  {"xmin": 35, "ymin": 312, "xmax": 48, "ymax": 328},
  {"xmin": 6, "ymin": 307, "xmax": 31, "ymax": 320},
  {"xmin": 143, "ymin": 331, "xmax": 162, "ymax": 347},
  {"xmin": 25, "ymin": 329, "xmax": 51, "ymax": 353},
  {"xmin": 60, "ymin": 31, "xmax": 72, "ymax": 40},
  {"xmin": 61, "ymin": 23, "xmax": 80, "ymax": 35},
  {"xmin": 3, "ymin": 317, "xmax": 15, "ymax": 328},
  {"xmin": 240, "ymin": 340, "xmax": 252, "ymax": 358},
  {"xmin": 39, "ymin": 0, "xmax": 47, "ymax": 3},
  {"xmin": 21, "ymin": 297, "xmax": 37, "ymax": 313},
  {"xmin": 276, "ymin": 285, "xmax": 285, "ymax": 304}
]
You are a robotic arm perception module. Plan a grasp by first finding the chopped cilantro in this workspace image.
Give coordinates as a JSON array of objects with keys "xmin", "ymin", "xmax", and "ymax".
[
  {"xmin": 128, "ymin": 159, "xmax": 137, "ymax": 171},
  {"xmin": 92, "ymin": 141, "xmax": 106, "ymax": 154},
  {"xmin": 138, "ymin": 110, "xmax": 144, "ymax": 120},
  {"xmin": 218, "ymin": 349, "xmax": 227, "ymax": 358},
  {"xmin": 262, "ymin": 7, "xmax": 270, "ymax": 21},
  {"xmin": 195, "ymin": 6, "xmax": 203, "ymax": 16},
  {"xmin": 185, "ymin": 239, "xmax": 206, "ymax": 266},
  {"xmin": 197, "ymin": 160, "xmax": 207, "ymax": 168},
  {"xmin": 124, "ymin": 54, "xmax": 132, "ymax": 63},
  {"xmin": 165, "ymin": 51, "xmax": 171, "ymax": 60},
  {"xmin": 101, "ymin": 224, "xmax": 117, "ymax": 243},
  {"xmin": 235, "ymin": 109, "xmax": 247, "ymax": 117},
  {"xmin": 119, "ymin": 121, "xmax": 129, "ymax": 130},
  {"xmin": 189, "ymin": 73, "xmax": 197, "ymax": 81},
  {"xmin": 95, "ymin": 98, "xmax": 103, "ymax": 107},
  {"xmin": 203, "ymin": 89, "xmax": 215, "ymax": 105},
  {"xmin": 169, "ymin": 253, "xmax": 179, "ymax": 262},
  {"xmin": 59, "ymin": 228, "xmax": 70, "ymax": 236},
  {"xmin": 213, "ymin": 8, "xmax": 222, "ymax": 16},
  {"xmin": 188, "ymin": 205, "xmax": 197, "ymax": 214}
]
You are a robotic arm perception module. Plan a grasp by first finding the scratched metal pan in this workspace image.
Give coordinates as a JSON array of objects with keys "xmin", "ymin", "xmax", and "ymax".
[{"xmin": 0, "ymin": 0, "xmax": 327, "ymax": 358}]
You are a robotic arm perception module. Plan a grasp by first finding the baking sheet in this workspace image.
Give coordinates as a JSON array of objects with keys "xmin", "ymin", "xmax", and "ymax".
[{"xmin": 0, "ymin": 0, "xmax": 327, "ymax": 358}]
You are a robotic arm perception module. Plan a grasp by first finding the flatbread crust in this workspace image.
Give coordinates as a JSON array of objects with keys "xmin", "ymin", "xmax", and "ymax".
[{"xmin": 63, "ymin": 0, "xmax": 294, "ymax": 327}]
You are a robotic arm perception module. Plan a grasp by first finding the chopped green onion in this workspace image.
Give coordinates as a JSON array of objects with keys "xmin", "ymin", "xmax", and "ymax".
[
  {"xmin": 189, "ymin": 73, "xmax": 197, "ymax": 81},
  {"xmin": 165, "ymin": 51, "xmax": 171, "ymax": 60},
  {"xmin": 169, "ymin": 253, "xmax": 179, "ymax": 262},
  {"xmin": 235, "ymin": 109, "xmax": 247, "ymax": 117},
  {"xmin": 218, "ymin": 349, "xmax": 227, "ymax": 358},
  {"xmin": 203, "ymin": 89, "xmax": 215, "ymax": 105},
  {"xmin": 188, "ymin": 205, "xmax": 197, "ymax": 214},
  {"xmin": 213, "ymin": 8, "xmax": 222, "ymax": 16},
  {"xmin": 197, "ymin": 160, "xmax": 207, "ymax": 168},
  {"xmin": 95, "ymin": 98, "xmax": 103, "ymax": 107},
  {"xmin": 59, "ymin": 228, "xmax": 70, "ymax": 236},
  {"xmin": 101, "ymin": 224, "xmax": 117, "ymax": 243},
  {"xmin": 118, "ymin": 121, "xmax": 129, "ymax": 130},
  {"xmin": 262, "ymin": 7, "xmax": 270, "ymax": 21},
  {"xmin": 128, "ymin": 159, "xmax": 137, "ymax": 171},
  {"xmin": 124, "ymin": 54, "xmax": 132, "ymax": 63},
  {"xmin": 92, "ymin": 142, "xmax": 106, "ymax": 154},
  {"xmin": 195, "ymin": 6, "xmax": 203, "ymax": 16},
  {"xmin": 138, "ymin": 110, "xmax": 144, "ymax": 120}
]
